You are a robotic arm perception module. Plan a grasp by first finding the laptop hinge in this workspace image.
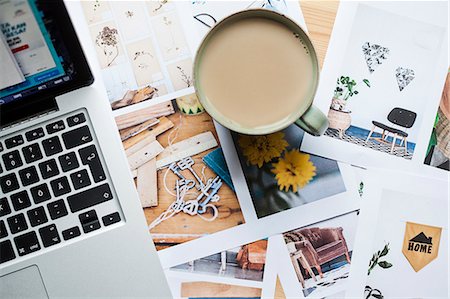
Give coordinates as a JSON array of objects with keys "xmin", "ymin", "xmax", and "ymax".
[{"xmin": 0, "ymin": 97, "xmax": 59, "ymax": 131}]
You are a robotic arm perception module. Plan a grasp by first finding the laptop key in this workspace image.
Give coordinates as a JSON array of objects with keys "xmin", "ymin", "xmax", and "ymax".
[
  {"xmin": 2, "ymin": 150, "xmax": 23, "ymax": 171},
  {"xmin": 70, "ymin": 169, "xmax": 91, "ymax": 190},
  {"xmin": 25, "ymin": 127, "xmax": 45, "ymax": 142},
  {"xmin": 42, "ymin": 136, "xmax": 63, "ymax": 156},
  {"xmin": 50, "ymin": 177, "xmax": 71, "ymax": 197},
  {"xmin": 62, "ymin": 226, "xmax": 81, "ymax": 240},
  {"xmin": 5, "ymin": 135, "xmax": 24, "ymax": 149},
  {"xmin": 22, "ymin": 143, "xmax": 43, "ymax": 163},
  {"xmin": 14, "ymin": 231, "xmax": 40, "ymax": 256},
  {"xmin": 10, "ymin": 191, "xmax": 32, "ymax": 211},
  {"xmin": 58, "ymin": 152, "xmax": 79, "ymax": 172},
  {"xmin": 46, "ymin": 120, "xmax": 65, "ymax": 134},
  {"xmin": 0, "ymin": 173, "xmax": 19, "ymax": 193},
  {"xmin": 0, "ymin": 240, "xmax": 15, "ymax": 263},
  {"xmin": 27, "ymin": 207, "xmax": 48, "ymax": 227},
  {"xmin": 0, "ymin": 197, "xmax": 11, "ymax": 217},
  {"xmin": 7, "ymin": 214, "xmax": 28, "ymax": 234},
  {"xmin": 0, "ymin": 220, "xmax": 7, "ymax": 238},
  {"xmin": 47, "ymin": 199, "xmax": 68, "ymax": 220},
  {"xmin": 67, "ymin": 183, "xmax": 113, "ymax": 212},
  {"xmin": 67, "ymin": 113, "xmax": 86, "ymax": 127},
  {"xmin": 39, "ymin": 159, "xmax": 59, "ymax": 179},
  {"xmin": 102, "ymin": 212, "xmax": 121, "ymax": 226},
  {"xmin": 39, "ymin": 224, "xmax": 60, "ymax": 247},
  {"xmin": 19, "ymin": 166, "xmax": 40, "ymax": 187},
  {"xmin": 79, "ymin": 210, "xmax": 100, "ymax": 233},
  {"xmin": 62, "ymin": 125, "xmax": 92, "ymax": 149},
  {"xmin": 30, "ymin": 183, "xmax": 51, "ymax": 204},
  {"xmin": 79, "ymin": 145, "xmax": 106, "ymax": 182}
]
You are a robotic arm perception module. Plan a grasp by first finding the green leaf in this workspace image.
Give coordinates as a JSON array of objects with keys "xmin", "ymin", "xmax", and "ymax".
[
  {"xmin": 363, "ymin": 79, "xmax": 371, "ymax": 87},
  {"xmin": 380, "ymin": 244, "xmax": 389, "ymax": 257},
  {"xmin": 354, "ymin": 90, "xmax": 359, "ymax": 95},
  {"xmin": 378, "ymin": 261, "xmax": 393, "ymax": 268},
  {"xmin": 372, "ymin": 294, "xmax": 384, "ymax": 299}
]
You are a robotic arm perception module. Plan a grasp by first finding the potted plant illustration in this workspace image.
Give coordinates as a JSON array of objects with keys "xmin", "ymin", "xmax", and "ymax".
[{"xmin": 328, "ymin": 76, "xmax": 370, "ymax": 138}]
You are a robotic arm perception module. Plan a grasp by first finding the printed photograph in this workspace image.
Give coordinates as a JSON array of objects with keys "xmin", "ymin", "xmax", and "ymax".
[
  {"xmin": 361, "ymin": 189, "xmax": 448, "ymax": 299},
  {"xmin": 424, "ymin": 70, "xmax": 450, "ymax": 171},
  {"xmin": 282, "ymin": 211, "xmax": 359, "ymax": 298},
  {"xmin": 115, "ymin": 94, "xmax": 244, "ymax": 251},
  {"xmin": 80, "ymin": 1, "xmax": 194, "ymax": 110},
  {"xmin": 167, "ymin": 276, "xmax": 262, "ymax": 299},
  {"xmin": 321, "ymin": 3, "xmax": 446, "ymax": 160},
  {"xmin": 232, "ymin": 125, "xmax": 347, "ymax": 218},
  {"xmin": 171, "ymin": 239, "xmax": 268, "ymax": 282}
]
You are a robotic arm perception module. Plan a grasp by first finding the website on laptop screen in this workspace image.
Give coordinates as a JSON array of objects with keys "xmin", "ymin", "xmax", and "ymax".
[{"xmin": 0, "ymin": 0, "xmax": 74, "ymax": 104}]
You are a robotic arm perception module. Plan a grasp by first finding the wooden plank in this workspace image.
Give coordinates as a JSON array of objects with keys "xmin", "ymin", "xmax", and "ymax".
[
  {"xmin": 299, "ymin": 1, "xmax": 339, "ymax": 68},
  {"xmin": 151, "ymin": 233, "xmax": 205, "ymax": 245},
  {"xmin": 122, "ymin": 116, "xmax": 174, "ymax": 150},
  {"xmin": 275, "ymin": 276, "xmax": 286, "ymax": 299},
  {"xmin": 128, "ymin": 140, "xmax": 164, "ymax": 170},
  {"xmin": 181, "ymin": 282, "xmax": 261, "ymax": 298},
  {"xmin": 115, "ymin": 101, "xmax": 174, "ymax": 130},
  {"xmin": 136, "ymin": 159, "xmax": 157, "ymax": 208},
  {"xmin": 119, "ymin": 118, "xmax": 159, "ymax": 141},
  {"xmin": 126, "ymin": 135, "xmax": 156, "ymax": 157},
  {"xmin": 156, "ymin": 131, "xmax": 218, "ymax": 169}
]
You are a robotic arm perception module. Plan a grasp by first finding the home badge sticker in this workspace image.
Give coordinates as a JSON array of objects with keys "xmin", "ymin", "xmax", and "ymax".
[{"xmin": 402, "ymin": 222, "xmax": 442, "ymax": 272}]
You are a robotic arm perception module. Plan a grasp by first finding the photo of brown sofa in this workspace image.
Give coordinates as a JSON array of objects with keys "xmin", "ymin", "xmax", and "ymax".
[{"xmin": 285, "ymin": 227, "xmax": 351, "ymax": 279}]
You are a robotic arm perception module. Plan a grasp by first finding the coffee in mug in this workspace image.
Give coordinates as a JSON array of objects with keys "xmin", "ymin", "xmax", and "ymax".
[{"xmin": 194, "ymin": 9, "xmax": 328, "ymax": 136}]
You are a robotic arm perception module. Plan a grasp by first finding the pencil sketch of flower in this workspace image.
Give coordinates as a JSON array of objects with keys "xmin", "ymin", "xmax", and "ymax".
[
  {"xmin": 177, "ymin": 66, "xmax": 192, "ymax": 87},
  {"xmin": 163, "ymin": 16, "xmax": 180, "ymax": 53},
  {"xmin": 272, "ymin": 150, "xmax": 316, "ymax": 192},
  {"xmin": 153, "ymin": 0, "xmax": 168, "ymax": 14},
  {"xmin": 93, "ymin": 0, "xmax": 101, "ymax": 11},
  {"xmin": 133, "ymin": 51, "xmax": 153, "ymax": 69},
  {"xmin": 96, "ymin": 26, "xmax": 119, "ymax": 67},
  {"xmin": 125, "ymin": 10, "xmax": 134, "ymax": 18}
]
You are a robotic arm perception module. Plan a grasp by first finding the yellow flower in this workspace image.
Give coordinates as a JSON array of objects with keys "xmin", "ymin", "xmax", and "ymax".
[
  {"xmin": 272, "ymin": 150, "xmax": 316, "ymax": 193},
  {"xmin": 238, "ymin": 132, "xmax": 288, "ymax": 168}
]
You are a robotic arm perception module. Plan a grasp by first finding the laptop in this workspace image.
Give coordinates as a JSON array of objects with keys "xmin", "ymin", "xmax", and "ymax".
[{"xmin": 0, "ymin": 0, "xmax": 171, "ymax": 297}]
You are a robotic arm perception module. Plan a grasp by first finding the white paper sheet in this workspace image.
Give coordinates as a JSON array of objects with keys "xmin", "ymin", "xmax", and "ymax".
[{"xmin": 300, "ymin": 1, "xmax": 449, "ymax": 178}]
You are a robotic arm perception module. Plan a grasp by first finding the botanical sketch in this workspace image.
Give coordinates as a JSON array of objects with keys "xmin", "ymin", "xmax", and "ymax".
[
  {"xmin": 110, "ymin": 2, "xmax": 151, "ymax": 42},
  {"xmin": 80, "ymin": 0, "xmax": 111, "ymax": 25},
  {"xmin": 152, "ymin": 11, "xmax": 190, "ymax": 61},
  {"xmin": 126, "ymin": 38, "xmax": 163, "ymax": 87},
  {"xmin": 146, "ymin": 0, "xmax": 173, "ymax": 17},
  {"xmin": 167, "ymin": 58, "xmax": 193, "ymax": 91},
  {"xmin": 90, "ymin": 21, "xmax": 123, "ymax": 68}
]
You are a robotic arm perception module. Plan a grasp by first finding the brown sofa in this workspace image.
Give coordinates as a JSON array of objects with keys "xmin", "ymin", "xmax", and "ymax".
[{"xmin": 284, "ymin": 227, "xmax": 351, "ymax": 278}]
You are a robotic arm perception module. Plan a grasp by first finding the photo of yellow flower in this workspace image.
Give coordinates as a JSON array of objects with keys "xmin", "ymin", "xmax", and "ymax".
[
  {"xmin": 232, "ymin": 125, "xmax": 347, "ymax": 218},
  {"xmin": 238, "ymin": 132, "xmax": 288, "ymax": 168},
  {"xmin": 272, "ymin": 150, "xmax": 316, "ymax": 192}
]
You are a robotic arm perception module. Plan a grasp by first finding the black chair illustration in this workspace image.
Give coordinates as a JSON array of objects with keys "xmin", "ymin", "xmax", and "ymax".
[{"xmin": 365, "ymin": 108, "xmax": 417, "ymax": 154}]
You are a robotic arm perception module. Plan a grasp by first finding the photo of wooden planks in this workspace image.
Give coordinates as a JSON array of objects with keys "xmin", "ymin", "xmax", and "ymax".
[{"xmin": 115, "ymin": 93, "xmax": 245, "ymax": 250}]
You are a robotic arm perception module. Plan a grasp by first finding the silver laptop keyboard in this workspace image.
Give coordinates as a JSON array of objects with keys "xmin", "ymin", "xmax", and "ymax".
[{"xmin": 0, "ymin": 109, "xmax": 123, "ymax": 265}]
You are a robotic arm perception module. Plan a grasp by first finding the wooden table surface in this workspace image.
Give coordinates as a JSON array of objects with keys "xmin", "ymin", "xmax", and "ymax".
[{"xmin": 273, "ymin": 2, "xmax": 339, "ymax": 298}]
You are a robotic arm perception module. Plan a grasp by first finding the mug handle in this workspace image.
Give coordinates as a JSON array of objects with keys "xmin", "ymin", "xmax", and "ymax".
[{"xmin": 295, "ymin": 105, "xmax": 329, "ymax": 136}]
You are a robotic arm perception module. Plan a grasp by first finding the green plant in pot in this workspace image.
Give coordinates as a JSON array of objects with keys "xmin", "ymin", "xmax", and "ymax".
[
  {"xmin": 328, "ymin": 76, "xmax": 370, "ymax": 138},
  {"xmin": 331, "ymin": 76, "xmax": 371, "ymax": 111}
]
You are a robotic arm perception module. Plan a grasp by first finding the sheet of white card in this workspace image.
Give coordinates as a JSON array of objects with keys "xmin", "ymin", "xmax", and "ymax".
[
  {"xmin": 346, "ymin": 170, "xmax": 448, "ymax": 298},
  {"xmin": 300, "ymin": 1, "xmax": 448, "ymax": 177}
]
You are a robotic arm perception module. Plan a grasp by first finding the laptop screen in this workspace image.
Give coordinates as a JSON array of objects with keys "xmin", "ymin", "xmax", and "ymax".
[{"xmin": 0, "ymin": 0, "xmax": 76, "ymax": 105}]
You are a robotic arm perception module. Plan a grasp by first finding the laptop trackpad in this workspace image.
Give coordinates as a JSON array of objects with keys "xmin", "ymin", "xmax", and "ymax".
[{"xmin": 0, "ymin": 265, "xmax": 48, "ymax": 298}]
